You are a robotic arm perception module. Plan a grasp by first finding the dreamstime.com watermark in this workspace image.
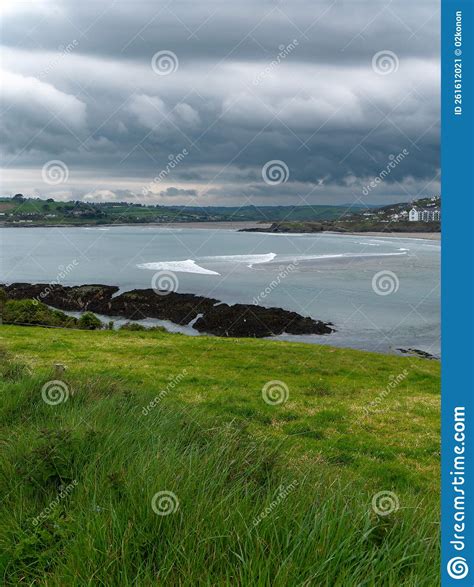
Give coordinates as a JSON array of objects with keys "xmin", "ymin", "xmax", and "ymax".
[
  {"xmin": 42, "ymin": 160, "xmax": 69, "ymax": 185},
  {"xmin": 32, "ymin": 479, "xmax": 78, "ymax": 526},
  {"xmin": 151, "ymin": 490, "xmax": 179, "ymax": 515},
  {"xmin": 142, "ymin": 148, "xmax": 189, "ymax": 195},
  {"xmin": 372, "ymin": 50, "xmax": 399, "ymax": 75},
  {"xmin": 362, "ymin": 149, "xmax": 409, "ymax": 196},
  {"xmin": 262, "ymin": 160, "xmax": 289, "ymax": 185},
  {"xmin": 151, "ymin": 270, "xmax": 179, "ymax": 296},
  {"xmin": 41, "ymin": 380, "xmax": 70, "ymax": 405},
  {"xmin": 33, "ymin": 260, "xmax": 79, "ymax": 304},
  {"xmin": 262, "ymin": 380, "xmax": 289, "ymax": 405},
  {"xmin": 39, "ymin": 40, "xmax": 79, "ymax": 78},
  {"xmin": 142, "ymin": 369, "xmax": 188, "ymax": 415},
  {"xmin": 372, "ymin": 270, "xmax": 400, "ymax": 296},
  {"xmin": 253, "ymin": 261, "xmax": 299, "ymax": 305},
  {"xmin": 371, "ymin": 490, "xmax": 400, "ymax": 516},
  {"xmin": 447, "ymin": 557, "xmax": 469, "ymax": 581},
  {"xmin": 253, "ymin": 480, "xmax": 299, "ymax": 526},
  {"xmin": 151, "ymin": 50, "xmax": 179, "ymax": 76},
  {"xmin": 362, "ymin": 369, "xmax": 409, "ymax": 416},
  {"xmin": 446, "ymin": 406, "xmax": 469, "ymax": 580},
  {"xmin": 253, "ymin": 39, "xmax": 299, "ymax": 86}
]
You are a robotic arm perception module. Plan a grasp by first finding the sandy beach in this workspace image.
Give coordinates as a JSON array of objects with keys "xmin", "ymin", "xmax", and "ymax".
[{"xmin": 149, "ymin": 225, "xmax": 441, "ymax": 239}]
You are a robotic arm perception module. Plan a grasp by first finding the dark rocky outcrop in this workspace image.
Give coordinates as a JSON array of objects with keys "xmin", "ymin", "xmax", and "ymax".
[
  {"xmin": 1, "ymin": 283, "xmax": 335, "ymax": 339},
  {"xmin": 3, "ymin": 283, "xmax": 119, "ymax": 312},
  {"xmin": 240, "ymin": 222, "xmax": 326, "ymax": 234},
  {"xmin": 193, "ymin": 303, "xmax": 333, "ymax": 337},
  {"xmin": 92, "ymin": 289, "xmax": 218, "ymax": 325},
  {"xmin": 397, "ymin": 348, "xmax": 439, "ymax": 360}
]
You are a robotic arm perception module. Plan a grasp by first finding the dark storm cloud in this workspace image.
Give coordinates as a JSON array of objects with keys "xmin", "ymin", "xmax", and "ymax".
[
  {"xmin": 1, "ymin": 1, "xmax": 440, "ymax": 63},
  {"xmin": 0, "ymin": 0, "xmax": 440, "ymax": 204}
]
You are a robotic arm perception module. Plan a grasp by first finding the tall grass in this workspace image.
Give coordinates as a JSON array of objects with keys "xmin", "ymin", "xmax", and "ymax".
[{"xmin": 0, "ymin": 351, "xmax": 439, "ymax": 585}]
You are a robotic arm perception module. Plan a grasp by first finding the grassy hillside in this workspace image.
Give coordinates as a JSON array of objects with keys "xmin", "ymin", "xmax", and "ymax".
[
  {"xmin": 0, "ymin": 197, "xmax": 364, "ymax": 226},
  {"xmin": 247, "ymin": 220, "xmax": 440, "ymax": 234},
  {"xmin": 0, "ymin": 326, "xmax": 440, "ymax": 585},
  {"xmin": 243, "ymin": 196, "xmax": 441, "ymax": 234}
]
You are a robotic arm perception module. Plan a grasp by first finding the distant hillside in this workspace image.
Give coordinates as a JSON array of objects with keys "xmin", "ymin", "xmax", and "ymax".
[
  {"xmin": 0, "ymin": 195, "xmax": 374, "ymax": 226},
  {"xmin": 241, "ymin": 197, "xmax": 441, "ymax": 234}
]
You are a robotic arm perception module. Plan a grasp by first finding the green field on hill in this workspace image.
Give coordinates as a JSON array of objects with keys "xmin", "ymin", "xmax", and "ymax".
[
  {"xmin": 0, "ymin": 196, "xmax": 360, "ymax": 226},
  {"xmin": 0, "ymin": 326, "xmax": 440, "ymax": 585}
]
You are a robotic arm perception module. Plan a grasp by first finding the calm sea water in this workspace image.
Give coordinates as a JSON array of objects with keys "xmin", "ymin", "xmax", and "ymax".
[{"xmin": 0, "ymin": 226, "xmax": 440, "ymax": 355}]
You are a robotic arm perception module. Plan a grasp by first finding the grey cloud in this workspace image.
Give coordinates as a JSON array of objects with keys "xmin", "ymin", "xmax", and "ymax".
[
  {"xmin": 0, "ymin": 0, "xmax": 440, "ymax": 205},
  {"xmin": 1, "ymin": 1, "xmax": 440, "ymax": 63},
  {"xmin": 158, "ymin": 187, "xmax": 198, "ymax": 197}
]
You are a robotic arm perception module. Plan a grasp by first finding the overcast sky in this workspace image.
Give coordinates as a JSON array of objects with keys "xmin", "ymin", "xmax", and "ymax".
[{"xmin": 0, "ymin": 0, "xmax": 440, "ymax": 206}]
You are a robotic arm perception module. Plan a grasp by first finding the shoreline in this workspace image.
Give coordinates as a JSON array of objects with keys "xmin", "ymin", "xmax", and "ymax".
[
  {"xmin": 3, "ymin": 282, "xmax": 334, "ymax": 339},
  {"xmin": 0, "ymin": 221, "xmax": 440, "ymax": 239},
  {"xmin": 241, "ymin": 227, "xmax": 441, "ymax": 240},
  {"xmin": 2, "ymin": 282, "xmax": 439, "ymax": 359},
  {"xmin": 341, "ymin": 231, "xmax": 440, "ymax": 240},
  {"xmin": 326, "ymin": 231, "xmax": 441, "ymax": 241},
  {"xmin": 0, "ymin": 221, "xmax": 273, "ymax": 230}
]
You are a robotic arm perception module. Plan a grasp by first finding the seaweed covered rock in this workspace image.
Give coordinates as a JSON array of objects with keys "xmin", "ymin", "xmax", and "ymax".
[{"xmin": 1, "ymin": 283, "xmax": 335, "ymax": 339}]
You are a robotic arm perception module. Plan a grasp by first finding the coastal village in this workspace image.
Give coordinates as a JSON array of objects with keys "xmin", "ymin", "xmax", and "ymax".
[{"xmin": 360, "ymin": 196, "xmax": 441, "ymax": 223}]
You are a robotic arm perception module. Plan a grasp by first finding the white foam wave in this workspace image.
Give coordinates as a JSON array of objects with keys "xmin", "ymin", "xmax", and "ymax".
[
  {"xmin": 141, "ymin": 227, "xmax": 183, "ymax": 232},
  {"xmin": 201, "ymin": 253, "xmax": 276, "ymax": 264},
  {"xmin": 366, "ymin": 239, "xmax": 392, "ymax": 244},
  {"xmin": 137, "ymin": 259, "xmax": 220, "ymax": 275},
  {"xmin": 256, "ymin": 232, "xmax": 307, "ymax": 237},
  {"xmin": 137, "ymin": 250, "xmax": 406, "ymax": 276},
  {"xmin": 200, "ymin": 252, "xmax": 277, "ymax": 268},
  {"xmin": 274, "ymin": 251, "xmax": 408, "ymax": 263}
]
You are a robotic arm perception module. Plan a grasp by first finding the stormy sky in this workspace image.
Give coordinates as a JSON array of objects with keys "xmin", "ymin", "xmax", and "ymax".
[{"xmin": 0, "ymin": 0, "xmax": 440, "ymax": 206}]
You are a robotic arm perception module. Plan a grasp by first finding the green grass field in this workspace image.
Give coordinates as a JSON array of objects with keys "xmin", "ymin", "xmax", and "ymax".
[
  {"xmin": 0, "ymin": 326, "xmax": 440, "ymax": 585},
  {"xmin": 0, "ymin": 197, "xmax": 359, "ymax": 226}
]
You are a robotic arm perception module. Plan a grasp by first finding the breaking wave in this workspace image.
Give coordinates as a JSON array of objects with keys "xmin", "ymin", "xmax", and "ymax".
[
  {"xmin": 137, "ymin": 259, "xmax": 220, "ymax": 275},
  {"xmin": 137, "ymin": 251, "xmax": 407, "ymax": 276},
  {"xmin": 200, "ymin": 253, "xmax": 277, "ymax": 267}
]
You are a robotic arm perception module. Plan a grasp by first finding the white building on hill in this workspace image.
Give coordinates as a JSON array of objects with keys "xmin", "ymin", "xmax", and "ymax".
[{"xmin": 409, "ymin": 207, "xmax": 441, "ymax": 222}]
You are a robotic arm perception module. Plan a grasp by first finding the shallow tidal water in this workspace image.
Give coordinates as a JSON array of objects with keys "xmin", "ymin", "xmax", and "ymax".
[{"xmin": 0, "ymin": 226, "xmax": 440, "ymax": 356}]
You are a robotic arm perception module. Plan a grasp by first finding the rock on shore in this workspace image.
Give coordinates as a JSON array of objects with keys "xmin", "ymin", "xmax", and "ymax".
[
  {"xmin": 2, "ymin": 283, "xmax": 334, "ymax": 338},
  {"xmin": 193, "ymin": 303, "xmax": 333, "ymax": 337}
]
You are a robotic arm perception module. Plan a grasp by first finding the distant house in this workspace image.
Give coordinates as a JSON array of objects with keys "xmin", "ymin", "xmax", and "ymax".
[
  {"xmin": 409, "ymin": 208, "xmax": 419, "ymax": 221},
  {"xmin": 409, "ymin": 207, "xmax": 441, "ymax": 222}
]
